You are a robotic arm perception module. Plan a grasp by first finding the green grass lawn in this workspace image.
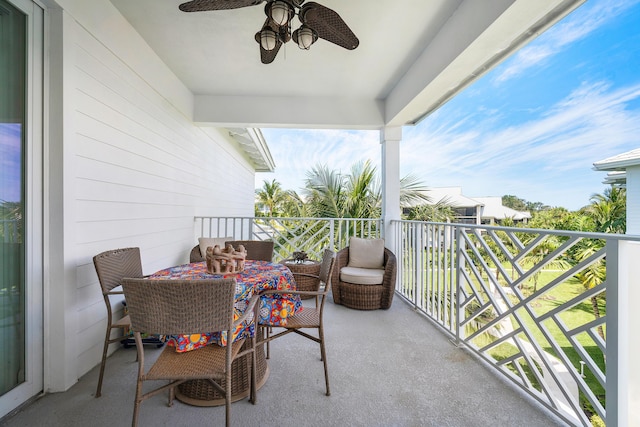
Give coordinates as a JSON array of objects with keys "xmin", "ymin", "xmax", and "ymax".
[
  {"xmin": 457, "ymin": 264, "xmax": 606, "ymax": 416},
  {"xmin": 471, "ymin": 267, "xmax": 607, "ymax": 417},
  {"xmin": 516, "ymin": 270, "xmax": 606, "ymax": 414}
]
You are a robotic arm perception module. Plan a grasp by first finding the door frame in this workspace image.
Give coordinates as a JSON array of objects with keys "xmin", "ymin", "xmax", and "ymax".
[{"xmin": 0, "ymin": 0, "xmax": 43, "ymax": 419}]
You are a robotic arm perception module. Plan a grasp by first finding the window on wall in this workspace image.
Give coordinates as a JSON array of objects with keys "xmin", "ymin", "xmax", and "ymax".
[{"xmin": 0, "ymin": 0, "xmax": 27, "ymax": 396}]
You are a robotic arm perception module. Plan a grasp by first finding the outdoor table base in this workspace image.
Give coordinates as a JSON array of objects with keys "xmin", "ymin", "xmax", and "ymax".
[{"xmin": 174, "ymin": 336, "xmax": 269, "ymax": 407}]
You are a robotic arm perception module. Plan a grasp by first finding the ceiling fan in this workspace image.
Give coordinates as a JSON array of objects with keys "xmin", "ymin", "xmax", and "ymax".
[{"xmin": 178, "ymin": 0, "xmax": 359, "ymax": 64}]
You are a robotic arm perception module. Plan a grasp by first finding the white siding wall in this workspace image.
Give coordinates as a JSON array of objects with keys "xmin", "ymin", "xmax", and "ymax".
[
  {"xmin": 45, "ymin": 1, "xmax": 256, "ymax": 390},
  {"xmin": 626, "ymin": 166, "xmax": 640, "ymax": 235}
]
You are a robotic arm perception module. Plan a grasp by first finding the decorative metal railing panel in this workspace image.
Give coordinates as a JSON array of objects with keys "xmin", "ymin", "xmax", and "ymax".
[
  {"xmin": 195, "ymin": 216, "xmax": 639, "ymax": 425},
  {"xmin": 391, "ymin": 220, "xmax": 640, "ymax": 426},
  {"xmin": 194, "ymin": 216, "xmax": 382, "ymax": 261}
]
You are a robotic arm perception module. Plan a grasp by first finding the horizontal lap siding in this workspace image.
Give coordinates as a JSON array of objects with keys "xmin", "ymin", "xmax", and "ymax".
[{"xmin": 68, "ymin": 21, "xmax": 255, "ymax": 375}]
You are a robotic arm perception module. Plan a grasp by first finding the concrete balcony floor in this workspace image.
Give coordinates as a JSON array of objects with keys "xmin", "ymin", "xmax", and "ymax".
[{"xmin": 2, "ymin": 296, "xmax": 569, "ymax": 427}]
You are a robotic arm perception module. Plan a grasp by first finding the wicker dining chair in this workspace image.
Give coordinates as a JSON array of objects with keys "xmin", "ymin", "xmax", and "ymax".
[
  {"xmin": 189, "ymin": 245, "xmax": 205, "ymax": 262},
  {"xmin": 259, "ymin": 248, "xmax": 335, "ymax": 396},
  {"xmin": 93, "ymin": 247, "xmax": 145, "ymax": 398},
  {"xmin": 224, "ymin": 240, "xmax": 275, "ymax": 262},
  {"xmin": 121, "ymin": 278, "xmax": 259, "ymax": 427}
]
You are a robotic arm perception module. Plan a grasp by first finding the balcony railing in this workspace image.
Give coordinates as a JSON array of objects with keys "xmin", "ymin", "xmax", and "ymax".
[
  {"xmin": 194, "ymin": 216, "xmax": 381, "ymax": 261},
  {"xmin": 195, "ymin": 216, "xmax": 640, "ymax": 426}
]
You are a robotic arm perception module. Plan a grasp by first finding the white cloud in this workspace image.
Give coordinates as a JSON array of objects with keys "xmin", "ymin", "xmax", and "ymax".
[
  {"xmin": 493, "ymin": 0, "xmax": 639, "ymax": 83},
  {"xmin": 257, "ymin": 129, "xmax": 380, "ymax": 191},
  {"xmin": 400, "ymin": 81, "xmax": 640, "ymax": 208}
]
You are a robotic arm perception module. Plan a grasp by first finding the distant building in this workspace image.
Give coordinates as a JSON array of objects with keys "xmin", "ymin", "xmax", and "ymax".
[
  {"xmin": 473, "ymin": 196, "xmax": 531, "ymax": 225},
  {"xmin": 593, "ymin": 148, "xmax": 640, "ymax": 235},
  {"xmin": 404, "ymin": 187, "xmax": 531, "ymax": 225}
]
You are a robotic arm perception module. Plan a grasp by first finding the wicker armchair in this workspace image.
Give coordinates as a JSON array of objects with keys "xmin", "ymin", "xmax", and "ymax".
[
  {"xmin": 331, "ymin": 246, "xmax": 397, "ymax": 310},
  {"xmin": 121, "ymin": 278, "xmax": 259, "ymax": 427},
  {"xmin": 92, "ymin": 247, "xmax": 144, "ymax": 398}
]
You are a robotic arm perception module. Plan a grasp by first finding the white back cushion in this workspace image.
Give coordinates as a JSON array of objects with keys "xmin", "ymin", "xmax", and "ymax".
[{"xmin": 347, "ymin": 237, "xmax": 384, "ymax": 269}]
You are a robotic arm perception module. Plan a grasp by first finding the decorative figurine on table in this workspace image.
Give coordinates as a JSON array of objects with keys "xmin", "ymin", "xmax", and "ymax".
[
  {"xmin": 206, "ymin": 243, "xmax": 247, "ymax": 274},
  {"xmin": 292, "ymin": 251, "xmax": 308, "ymax": 264}
]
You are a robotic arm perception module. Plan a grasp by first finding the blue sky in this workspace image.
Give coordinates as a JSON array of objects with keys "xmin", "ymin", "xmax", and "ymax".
[
  {"xmin": 0, "ymin": 123, "xmax": 21, "ymax": 203},
  {"xmin": 257, "ymin": 0, "xmax": 640, "ymax": 211}
]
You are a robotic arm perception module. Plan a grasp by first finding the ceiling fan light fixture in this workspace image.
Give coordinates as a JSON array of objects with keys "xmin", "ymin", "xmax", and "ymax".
[
  {"xmin": 267, "ymin": 1, "xmax": 294, "ymax": 26},
  {"xmin": 258, "ymin": 27, "xmax": 278, "ymax": 51},
  {"xmin": 292, "ymin": 25, "xmax": 318, "ymax": 50}
]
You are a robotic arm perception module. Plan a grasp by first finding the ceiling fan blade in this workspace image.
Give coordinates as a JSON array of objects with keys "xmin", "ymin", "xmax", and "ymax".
[
  {"xmin": 178, "ymin": 0, "xmax": 264, "ymax": 12},
  {"xmin": 260, "ymin": 40, "xmax": 282, "ymax": 64},
  {"xmin": 299, "ymin": 2, "xmax": 359, "ymax": 50}
]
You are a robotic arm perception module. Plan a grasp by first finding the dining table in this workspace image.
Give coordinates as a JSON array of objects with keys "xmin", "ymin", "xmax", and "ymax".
[{"xmin": 149, "ymin": 259, "xmax": 302, "ymax": 406}]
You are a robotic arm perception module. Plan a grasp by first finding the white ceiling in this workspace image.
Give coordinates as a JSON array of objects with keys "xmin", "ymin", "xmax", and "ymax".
[{"xmin": 110, "ymin": 0, "xmax": 585, "ymax": 129}]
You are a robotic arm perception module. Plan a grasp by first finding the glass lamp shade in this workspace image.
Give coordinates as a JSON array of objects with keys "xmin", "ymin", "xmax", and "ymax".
[
  {"xmin": 260, "ymin": 28, "xmax": 278, "ymax": 51},
  {"xmin": 269, "ymin": 1, "xmax": 293, "ymax": 26},
  {"xmin": 292, "ymin": 25, "xmax": 317, "ymax": 50}
]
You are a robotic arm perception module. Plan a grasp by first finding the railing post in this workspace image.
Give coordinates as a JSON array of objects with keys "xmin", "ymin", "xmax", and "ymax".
[
  {"xmin": 608, "ymin": 239, "xmax": 640, "ymax": 427},
  {"xmin": 454, "ymin": 225, "xmax": 462, "ymax": 346},
  {"xmin": 415, "ymin": 222, "xmax": 423, "ymax": 310},
  {"xmin": 330, "ymin": 219, "xmax": 335, "ymax": 250}
]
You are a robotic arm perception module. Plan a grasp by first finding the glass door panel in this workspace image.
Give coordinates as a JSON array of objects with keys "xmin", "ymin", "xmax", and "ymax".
[{"xmin": 0, "ymin": 0, "xmax": 26, "ymax": 398}]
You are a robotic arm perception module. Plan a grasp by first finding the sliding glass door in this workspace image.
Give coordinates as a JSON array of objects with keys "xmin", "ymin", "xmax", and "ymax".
[{"xmin": 0, "ymin": 0, "xmax": 42, "ymax": 417}]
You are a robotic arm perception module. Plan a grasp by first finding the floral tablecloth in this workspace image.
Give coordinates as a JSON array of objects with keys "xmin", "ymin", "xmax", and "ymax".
[{"xmin": 150, "ymin": 260, "xmax": 302, "ymax": 352}]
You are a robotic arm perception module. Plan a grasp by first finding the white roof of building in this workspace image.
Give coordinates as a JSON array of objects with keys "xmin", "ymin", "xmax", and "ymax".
[
  {"xmin": 593, "ymin": 148, "xmax": 640, "ymax": 171},
  {"xmin": 602, "ymin": 171, "xmax": 627, "ymax": 186},
  {"xmin": 419, "ymin": 187, "xmax": 482, "ymax": 208},
  {"xmin": 412, "ymin": 188, "xmax": 531, "ymax": 220},
  {"xmin": 472, "ymin": 197, "xmax": 532, "ymax": 221}
]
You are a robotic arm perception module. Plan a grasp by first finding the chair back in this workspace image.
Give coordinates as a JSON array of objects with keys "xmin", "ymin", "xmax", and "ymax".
[
  {"xmin": 93, "ymin": 247, "xmax": 143, "ymax": 295},
  {"xmin": 190, "ymin": 245, "xmax": 204, "ymax": 263},
  {"xmin": 121, "ymin": 278, "xmax": 236, "ymax": 336},
  {"xmin": 225, "ymin": 240, "xmax": 274, "ymax": 262},
  {"xmin": 318, "ymin": 248, "xmax": 335, "ymax": 293}
]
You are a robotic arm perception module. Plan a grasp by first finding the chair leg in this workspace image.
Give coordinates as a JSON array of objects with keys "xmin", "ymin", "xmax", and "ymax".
[
  {"xmin": 225, "ymin": 386, "xmax": 231, "ymax": 427},
  {"xmin": 250, "ymin": 338, "xmax": 257, "ymax": 404},
  {"xmin": 132, "ymin": 380, "xmax": 143, "ymax": 427},
  {"xmin": 265, "ymin": 326, "xmax": 271, "ymax": 359},
  {"xmin": 168, "ymin": 386, "xmax": 175, "ymax": 407},
  {"xmin": 319, "ymin": 325, "xmax": 330, "ymax": 396},
  {"xmin": 95, "ymin": 327, "xmax": 112, "ymax": 397}
]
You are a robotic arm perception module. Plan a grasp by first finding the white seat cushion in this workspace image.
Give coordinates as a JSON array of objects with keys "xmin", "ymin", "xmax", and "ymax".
[{"xmin": 340, "ymin": 266, "xmax": 384, "ymax": 285}]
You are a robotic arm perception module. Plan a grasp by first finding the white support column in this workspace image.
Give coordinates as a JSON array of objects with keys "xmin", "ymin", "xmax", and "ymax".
[
  {"xmin": 380, "ymin": 126, "xmax": 402, "ymax": 253},
  {"xmin": 608, "ymin": 240, "xmax": 640, "ymax": 427}
]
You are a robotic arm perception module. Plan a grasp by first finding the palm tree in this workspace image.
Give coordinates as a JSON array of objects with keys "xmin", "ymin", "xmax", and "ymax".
[
  {"xmin": 0, "ymin": 200, "xmax": 22, "ymax": 242},
  {"xmin": 343, "ymin": 160, "xmax": 379, "ymax": 218},
  {"xmin": 406, "ymin": 198, "xmax": 454, "ymax": 222},
  {"xmin": 572, "ymin": 240, "xmax": 606, "ymax": 340},
  {"xmin": 303, "ymin": 164, "xmax": 345, "ymax": 218},
  {"xmin": 587, "ymin": 187, "xmax": 626, "ymax": 233},
  {"xmin": 255, "ymin": 179, "xmax": 286, "ymax": 217},
  {"xmin": 521, "ymin": 236, "xmax": 569, "ymax": 294},
  {"xmin": 279, "ymin": 190, "xmax": 308, "ymax": 218},
  {"xmin": 566, "ymin": 187, "xmax": 625, "ymax": 340},
  {"xmin": 303, "ymin": 159, "xmax": 430, "ymax": 219}
]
